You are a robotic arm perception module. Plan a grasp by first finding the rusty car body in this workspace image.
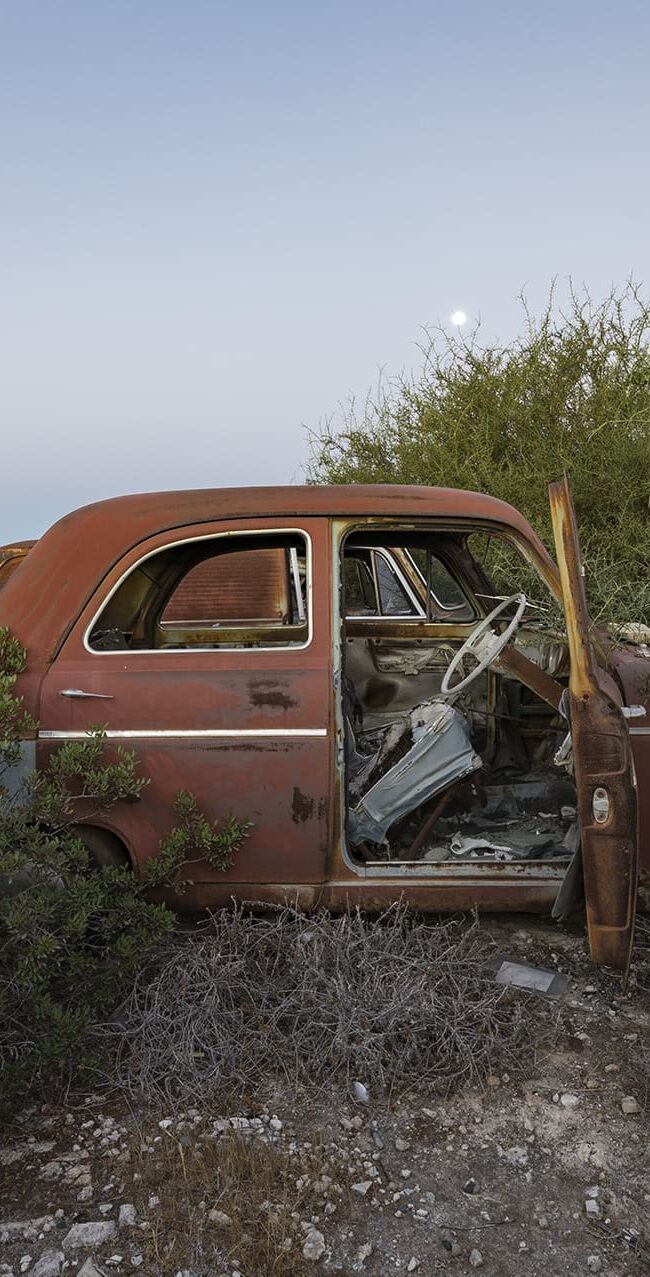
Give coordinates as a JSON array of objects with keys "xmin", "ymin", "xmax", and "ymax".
[{"xmin": 0, "ymin": 481, "xmax": 646, "ymax": 975}]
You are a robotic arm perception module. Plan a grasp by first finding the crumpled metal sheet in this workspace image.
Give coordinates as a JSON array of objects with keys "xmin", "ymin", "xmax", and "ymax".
[{"xmin": 349, "ymin": 701, "xmax": 482, "ymax": 847}]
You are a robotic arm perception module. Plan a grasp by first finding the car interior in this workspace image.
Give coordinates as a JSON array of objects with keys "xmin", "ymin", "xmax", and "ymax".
[
  {"xmin": 339, "ymin": 527, "xmax": 577, "ymax": 873},
  {"xmin": 86, "ymin": 521, "xmax": 579, "ymax": 881}
]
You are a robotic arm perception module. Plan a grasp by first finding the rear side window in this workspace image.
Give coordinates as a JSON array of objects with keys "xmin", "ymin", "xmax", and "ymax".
[{"xmin": 88, "ymin": 532, "xmax": 309, "ymax": 651}]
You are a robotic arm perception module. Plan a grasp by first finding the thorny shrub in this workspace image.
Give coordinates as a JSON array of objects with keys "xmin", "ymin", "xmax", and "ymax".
[
  {"xmin": 308, "ymin": 281, "xmax": 650, "ymax": 625},
  {"xmin": 0, "ymin": 629, "xmax": 250, "ymax": 1108},
  {"xmin": 107, "ymin": 904, "xmax": 537, "ymax": 1104}
]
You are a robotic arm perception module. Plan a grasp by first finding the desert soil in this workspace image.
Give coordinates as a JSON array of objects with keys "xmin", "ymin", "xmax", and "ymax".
[{"xmin": 1, "ymin": 914, "xmax": 648, "ymax": 1277}]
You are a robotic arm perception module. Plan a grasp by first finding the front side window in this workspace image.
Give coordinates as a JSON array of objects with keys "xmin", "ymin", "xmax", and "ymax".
[
  {"xmin": 344, "ymin": 549, "xmax": 419, "ymax": 618},
  {"xmin": 88, "ymin": 532, "xmax": 309, "ymax": 651}
]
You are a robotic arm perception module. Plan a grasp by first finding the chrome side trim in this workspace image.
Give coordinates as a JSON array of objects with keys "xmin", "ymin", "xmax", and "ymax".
[
  {"xmin": 629, "ymin": 726, "xmax": 650, "ymax": 736},
  {"xmin": 59, "ymin": 688, "xmax": 115, "ymax": 699},
  {"xmin": 38, "ymin": 728, "xmax": 328, "ymax": 740}
]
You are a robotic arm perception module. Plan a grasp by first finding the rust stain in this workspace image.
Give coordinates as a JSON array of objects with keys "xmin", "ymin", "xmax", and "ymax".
[
  {"xmin": 249, "ymin": 679, "xmax": 298, "ymax": 710},
  {"xmin": 292, "ymin": 787, "xmax": 314, "ymax": 823}
]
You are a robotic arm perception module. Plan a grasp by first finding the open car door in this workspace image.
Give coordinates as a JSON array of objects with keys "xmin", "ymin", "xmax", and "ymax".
[{"xmin": 549, "ymin": 475, "xmax": 638, "ymax": 978}]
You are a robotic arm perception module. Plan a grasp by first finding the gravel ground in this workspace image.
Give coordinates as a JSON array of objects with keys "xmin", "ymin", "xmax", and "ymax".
[{"xmin": 0, "ymin": 914, "xmax": 648, "ymax": 1277}]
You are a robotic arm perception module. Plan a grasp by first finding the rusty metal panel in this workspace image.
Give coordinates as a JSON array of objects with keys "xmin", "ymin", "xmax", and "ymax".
[
  {"xmin": 162, "ymin": 546, "xmax": 290, "ymax": 624},
  {"xmin": 549, "ymin": 475, "xmax": 638, "ymax": 976},
  {"xmin": 630, "ymin": 733, "xmax": 650, "ymax": 897},
  {"xmin": 0, "ymin": 541, "xmax": 35, "ymax": 588},
  {"xmin": 493, "ymin": 644, "xmax": 563, "ymax": 710},
  {"xmin": 36, "ymin": 516, "xmax": 332, "ymax": 891}
]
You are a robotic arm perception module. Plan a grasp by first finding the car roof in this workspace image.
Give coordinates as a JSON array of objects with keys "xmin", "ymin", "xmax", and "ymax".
[{"xmin": 0, "ymin": 484, "xmax": 559, "ymax": 668}]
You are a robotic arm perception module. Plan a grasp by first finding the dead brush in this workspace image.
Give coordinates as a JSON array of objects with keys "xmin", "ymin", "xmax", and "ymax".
[
  {"xmin": 103, "ymin": 904, "xmax": 540, "ymax": 1104},
  {"xmin": 129, "ymin": 1122, "xmax": 333, "ymax": 1277}
]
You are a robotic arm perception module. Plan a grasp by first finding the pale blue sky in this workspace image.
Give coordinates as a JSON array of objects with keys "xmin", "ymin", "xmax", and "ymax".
[{"xmin": 1, "ymin": 1, "xmax": 648, "ymax": 542}]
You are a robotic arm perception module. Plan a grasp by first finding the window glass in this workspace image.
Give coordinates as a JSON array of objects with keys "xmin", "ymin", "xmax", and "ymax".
[
  {"xmin": 406, "ymin": 547, "xmax": 468, "ymax": 611},
  {"xmin": 343, "ymin": 536, "xmax": 475, "ymax": 623},
  {"xmin": 88, "ymin": 533, "xmax": 309, "ymax": 651},
  {"xmin": 375, "ymin": 554, "xmax": 419, "ymax": 616},
  {"xmin": 344, "ymin": 554, "xmax": 379, "ymax": 615},
  {"xmin": 467, "ymin": 532, "xmax": 563, "ymax": 628},
  {"xmin": 162, "ymin": 548, "xmax": 290, "ymax": 625}
]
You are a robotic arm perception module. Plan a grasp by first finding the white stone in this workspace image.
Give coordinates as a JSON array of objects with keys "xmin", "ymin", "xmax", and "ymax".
[
  {"xmin": 504, "ymin": 1145, "xmax": 528, "ymax": 1167},
  {"xmin": 395, "ymin": 1138, "xmax": 410, "ymax": 1152},
  {"xmin": 302, "ymin": 1229, "xmax": 325, "ymax": 1261},
  {"xmin": 351, "ymin": 1181, "xmax": 373, "ymax": 1196},
  {"xmin": 587, "ymin": 1257, "xmax": 602, "ymax": 1273},
  {"xmin": 63, "ymin": 1221, "xmax": 116, "ymax": 1250},
  {"xmin": 355, "ymin": 1243, "xmax": 373, "ymax": 1266},
  {"xmin": 19, "ymin": 1258, "xmax": 32, "ymax": 1274},
  {"xmin": 560, "ymin": 1093, "xmax": 580, "ymax": 1109},
  {"xmin": 31, "ymin": 1252, "xmax": 65, "ymax": 1277},
  {"xmin": 0, "ymin": 1219, "xmax": 53, "ymax": 1243},
  {"xmin": 352, "ymin": 1082, "xmax": 369, "ymax": 1105},
  {"xmin": 621, "ymin": 1096, "xmax": 641, "ymax": 1115},
  {"xmin": 77, "ymin": 1262, "xmax": 107, "ymax": 1277},
  {"xmin": 118, "ymin": 1204, "xmax": 137, "ymax": 1229},
  {"xmin": 469, "ymin": 1250, "xmax": 484, "ymax": 1269},
  {"xmin": 585, "ymin": 1199, "xmax": 600, "ymax": 1218},
  {"xmin": 208, "ymin": 1209, "xmax": 232, "ymax": 1227},
  {"xmin": 407, "ymin": 1259, "xmax": 420, "ymax": 1272}
]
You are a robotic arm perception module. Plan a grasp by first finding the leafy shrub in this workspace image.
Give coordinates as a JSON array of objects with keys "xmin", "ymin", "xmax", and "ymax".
[
  {"xmin": 0, "ymin": 629, "xmax": 250, "ymax": 1107},
  {"xmin": 308, "ymin": 282, "xmax": 650, "ymax": 624},
  {"xmin": 145, "ymin": 790, "xmax": 251, "ymax": 889}
]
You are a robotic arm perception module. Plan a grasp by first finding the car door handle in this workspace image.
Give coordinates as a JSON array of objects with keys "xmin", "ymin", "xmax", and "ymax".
[{"xmin": 59, "ymin": 688, "xmax": 114, "ymax": 699}]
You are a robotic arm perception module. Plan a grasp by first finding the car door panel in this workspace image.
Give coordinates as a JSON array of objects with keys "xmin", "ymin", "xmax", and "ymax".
[
  {"xmin": 549, "ymin": 476, "xmax": 638, "ymax": 976},
  {"xmin": 37, "ymin": 518, "xmax": 331, "ymax": 889}
]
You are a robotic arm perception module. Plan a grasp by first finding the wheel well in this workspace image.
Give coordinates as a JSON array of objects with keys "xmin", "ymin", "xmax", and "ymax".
[{"xmin": 77, "ymin": 825, "xmax": 133, "ymax": 870}]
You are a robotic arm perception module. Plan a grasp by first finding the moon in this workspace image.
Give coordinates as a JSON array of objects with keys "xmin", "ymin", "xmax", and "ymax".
[{"xmin": 450, "ymin": 309, "xmax": 467, "ymax": 327}]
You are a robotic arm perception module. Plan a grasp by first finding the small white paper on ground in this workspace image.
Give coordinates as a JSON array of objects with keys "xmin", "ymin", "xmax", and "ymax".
[{"xmin": 494, "ymin": 960, "xmax": 567, "ymax": 996}]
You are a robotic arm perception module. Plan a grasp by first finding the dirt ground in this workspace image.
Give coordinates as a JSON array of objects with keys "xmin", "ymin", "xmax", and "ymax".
[{"xmin": 1, "ymin": 914, "xmax": 648, "ymax": 1277}]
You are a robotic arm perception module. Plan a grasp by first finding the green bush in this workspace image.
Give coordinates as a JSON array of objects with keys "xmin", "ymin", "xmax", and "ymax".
[
  {"xmin": 0, "ymin": 629, "xmax": 250, "ymax": 1107},
  {"xmin": 308, "ymin": 282, "xmax": 650, "ymax": 624}
]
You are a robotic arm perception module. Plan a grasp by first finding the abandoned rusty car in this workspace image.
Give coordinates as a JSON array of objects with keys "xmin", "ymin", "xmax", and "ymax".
[{"xmin": 0, "ymin": 480, "xmax": 646, "ymax": 975}]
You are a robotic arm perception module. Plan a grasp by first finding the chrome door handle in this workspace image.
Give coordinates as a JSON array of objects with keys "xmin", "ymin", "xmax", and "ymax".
[{"xmin": 59, "ymin": 688, "xmax": 114, "ymax": 699}]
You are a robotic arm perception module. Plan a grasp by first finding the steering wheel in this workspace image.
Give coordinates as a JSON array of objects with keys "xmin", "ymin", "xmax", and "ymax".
[{"xmin": 441, "ymin": 593, "xmax": 527, "ymax": 696}]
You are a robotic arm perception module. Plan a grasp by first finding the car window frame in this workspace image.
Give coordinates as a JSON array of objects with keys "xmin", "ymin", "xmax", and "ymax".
[{"xmin": 84, "ymin": 527, "xmax": 314, "ymax": 655}]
